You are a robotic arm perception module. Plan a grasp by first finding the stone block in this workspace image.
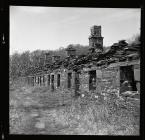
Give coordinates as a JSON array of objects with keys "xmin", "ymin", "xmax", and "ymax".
[
  {"xmin": 96, "ymin": 69, "xmax": 102, "ymax": 78},
  {"xmin": 134, "ymin": 68, "xmax": 140, "ymax": 81},
  {"xmin": 136, "ymin": 82, "xmax": 140, "ymax": 93}
]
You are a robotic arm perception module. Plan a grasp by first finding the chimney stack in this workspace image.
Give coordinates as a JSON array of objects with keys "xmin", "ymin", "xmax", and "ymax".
[
  {"xmin": 39, "ymin": 57, "xmax": 45, "ymax": 66},
  {"xmin": 52, "ymin": 55, "xmax": 60, "ymax": 63},
  {"xmin": 90, "ymin": 25, "xmax": 101, "ymax": 36},
  {"xmin": 65, "ymin": 45, "xmax": 76, "ymax": 58},
  {"xmin": 44, "ymin": 52, "xmax": 51, "ymax": 64},
  {"xmin": 89, "ymin": 25, "xmax": 104, "ymax": 53}
]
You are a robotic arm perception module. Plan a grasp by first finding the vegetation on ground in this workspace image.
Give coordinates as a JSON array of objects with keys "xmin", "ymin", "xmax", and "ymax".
[{"xmin": 9, "ymin": 80, "xmax": 140, "ymax": 135}]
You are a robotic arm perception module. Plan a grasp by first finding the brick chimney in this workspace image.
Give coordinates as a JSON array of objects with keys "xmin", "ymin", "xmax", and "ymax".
[{"xmin": 65, "ymin": 45, "xmax": 76, "ymax": 57}]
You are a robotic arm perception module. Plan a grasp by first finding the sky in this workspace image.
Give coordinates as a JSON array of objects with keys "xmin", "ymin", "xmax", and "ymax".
[{"xmin": 10, "ymin": 6, "xmax": 141, "ymax": 55}]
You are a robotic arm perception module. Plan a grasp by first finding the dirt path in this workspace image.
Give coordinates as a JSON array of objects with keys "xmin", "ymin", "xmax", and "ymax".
[{"xmin": 9, "ymin": 86, "xmax": 78, "ymax": 134}]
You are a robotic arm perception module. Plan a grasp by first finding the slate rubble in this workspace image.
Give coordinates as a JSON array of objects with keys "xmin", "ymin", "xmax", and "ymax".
[{"xmin": 26, "ymin": 40, "xmax": 140, "ymax": 75}]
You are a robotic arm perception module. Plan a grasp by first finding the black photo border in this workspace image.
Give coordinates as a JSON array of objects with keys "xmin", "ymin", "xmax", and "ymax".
[{"xmin": 2, "ymin": 0, "xmax": 144, "ymax": 140}]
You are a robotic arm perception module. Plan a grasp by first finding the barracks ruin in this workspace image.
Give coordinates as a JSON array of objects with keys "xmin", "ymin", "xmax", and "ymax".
[{"xmin": 26, "ymin": 25, "xmax": 140, "ymax": 96}]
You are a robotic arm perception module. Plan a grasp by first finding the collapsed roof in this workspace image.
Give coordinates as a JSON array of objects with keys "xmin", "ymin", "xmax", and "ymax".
[{"xmin": 26, "ymin": 40, "xmax": 140, "ymax": 75}]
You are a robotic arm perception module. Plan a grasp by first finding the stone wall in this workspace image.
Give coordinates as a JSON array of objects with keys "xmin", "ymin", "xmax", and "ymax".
[
  {"xmin": 100, "ymin": 67, "xmax": 120, "ymax": 93},
  {"xmin": 27, "ymin": 60, "xmax": 140, "ymax": 95},
  {"xmin": 133, "ymin": 64, "xmax": 140, "ymax": 92},
  {"xmin": 80, "ymin": 71, "xmax": 89, "ymax": 92},
  {"xmin": 79, "ymin": 66, "xmax": 119, "ymax": 94}
]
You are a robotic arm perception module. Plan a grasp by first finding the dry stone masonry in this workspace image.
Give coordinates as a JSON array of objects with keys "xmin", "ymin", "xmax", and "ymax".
[{"xmin": 25, "ymin": 25, "xmax": 140, "ymax": 97}]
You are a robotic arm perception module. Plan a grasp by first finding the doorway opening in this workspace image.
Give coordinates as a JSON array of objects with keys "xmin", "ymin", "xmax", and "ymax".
[
  {"xmin": 40, "ymin": 76, "xmax": 42, "ymax": 86},
  {"xmin": 47, "ymin": 75, "xmax": 50, "ymax": 86},
  {"xmin": 57, "ymin": 74, "xmax": 60, "ymax": 87},
  {"xmin": 68, "ymin": 73, "xmax": 72, "ymax": 88},
  {"xmin": 89, "ymin": 70, "xmax": 96, "ymax": 91},
  {"xmin": 51, "ymin": 75, "xmax": 54, "ymax": 91},
  {"xmin": 120, "ymin": 65, "xmax": 137, "ymax": 93}
]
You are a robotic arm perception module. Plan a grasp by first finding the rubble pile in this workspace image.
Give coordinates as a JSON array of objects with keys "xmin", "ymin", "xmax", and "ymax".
[{"xmin": 26, "ymin": 40, "xmax": 140, "ymax": 75}]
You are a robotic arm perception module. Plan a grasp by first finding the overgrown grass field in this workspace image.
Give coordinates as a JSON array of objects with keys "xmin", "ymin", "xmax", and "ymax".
[{"xmin": 9, "ymin": 80, "xmax": 140, "ymax": 135}]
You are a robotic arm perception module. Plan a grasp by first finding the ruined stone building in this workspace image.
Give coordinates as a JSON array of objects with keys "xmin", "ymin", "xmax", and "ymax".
[{"xmin": 26, "ymin": 25, "xmax": 140, "ymax": 96}]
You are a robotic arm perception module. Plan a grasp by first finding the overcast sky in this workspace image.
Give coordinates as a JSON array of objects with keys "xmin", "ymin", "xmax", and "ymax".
[{"xmin": 10, "ymin": 6, "xmax": 141, "ymax": 55}]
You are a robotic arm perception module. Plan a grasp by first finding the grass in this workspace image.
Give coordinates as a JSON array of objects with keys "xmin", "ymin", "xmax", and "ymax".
[
  {"xmin": 9, "ymin": 80, "xmax": 140, "ymax": 135},
  {"xmin": 52, "ymin": 96, "xmax": 139, "ymax": 135}
]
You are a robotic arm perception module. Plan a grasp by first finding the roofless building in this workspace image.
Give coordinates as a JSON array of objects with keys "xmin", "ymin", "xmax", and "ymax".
[{"xmin": 26, "ymin": 25, "xmax": 140, "ymax": 96}]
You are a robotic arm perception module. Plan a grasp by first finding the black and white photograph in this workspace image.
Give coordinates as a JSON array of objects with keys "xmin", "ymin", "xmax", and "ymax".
[{"xmin": 9, "ymin": 6, "xmax": 141, "ymax": 135}]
